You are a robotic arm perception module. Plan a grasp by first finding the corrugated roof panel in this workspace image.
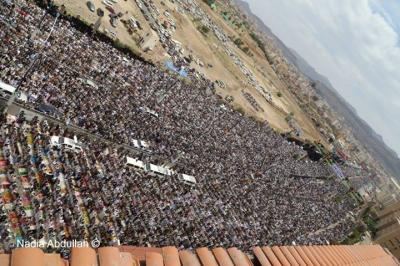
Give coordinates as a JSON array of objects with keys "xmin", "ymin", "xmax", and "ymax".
[
  {"xmin": 119, "ymin": 247, "xmax": 162, "ymax": 262},
  {"xmin": 11, "ymin": 248, "xmax": 44, "ymax": 266},
  {"xmin": 322, "ymin": 246, "xmax": 341, "ymax": 266},
  {"xmin": 377, "ymin": 245, "xmax": 392, "ymax": 257},
  {"xmin": 282, "ymin": 246, "xmax": 305, "ymax": 266},
  {"xmin": 196, "ymin": 247, "xmax": 218, "ymax": 266},
  {"xmin": 326, "ymin": 246, "xmax": 346, "ymax": 265},
  {"xmin": 251, "ymin": 246, "xmax": 271, "ymax": 266},
  {"xmin": 261, "ymin": 246, "xmax": 282, "ymax": 266},
  {"xmin": 44, "ymin": 254, "xmax": 65, "ymax": 266},
  {"xmin": 179, "ymin": 250, "xmax": 201, "ymax": 266},
  {"xmin": 333, "ymin": 245, "xmax": 352, "ymax": 264},
  {"xmin": 345, "ymin": 245, "xmax": 362, "ymax": 264},
  {"xmin": 1, "ymin": 244, "xmax": 398, "ymax": 266},
  {"xmin": 70, "ymin": 247, "xmax": 98, "ymax": 266},
  {"xmin": 162, "ymin": 246, "xmax": 180, "ymax": 266},
  {"xmin": 278, "ymin": 247, "xmax": 299, "ymax": 266},
  {"xmin": 308, "ymin": 246, "xmax": 329, "ymax": 266},
  {"xmin": 367, "ymin": 245, "xmax": 380, "ymax": 261},
  {"xmin": 271, "ymin": 246, "xmax": 290, "ymax": 266},
  {"xmin": 366, "ymin": 245, "xmax": 378, "ymax": 259},
  {"xmin": 227, "ymin": 247, "xmax": 252, "ymax": 266},
  {"xmin": 146, "ymin": 252, "xmax": 163, "ymax": 266},
  {"xmin": 314, "ymin": 246, "xmax": 334, "ymax": 266},
  {"xmin": 98, "ymin": 247, "xmax": 120, "ymax": 266},
  {"xmin": 292, "ymin": 246, "xmax": 316, "ymax": 266},
  {"xmin": 300, "ymin": 246, "xmax": 321, "ymax": 266},
  {"xmin": 0, "ymin": 254, "xmax": 10, "ymax": 266},
  {"xmin": 212, "ymin": 248, "xmax": 235, "ymax": 266},
  {"xmin": 120, "ymin": 252, "xmax": 137, "ymax": 266},
  {"xmin": 356, "ymin": 245, "xmax": 367, "ymax": 263}
]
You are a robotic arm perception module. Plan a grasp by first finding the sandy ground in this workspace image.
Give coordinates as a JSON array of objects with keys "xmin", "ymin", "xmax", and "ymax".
[
  {"xmin": 198, "ymin": 1, "xmax": 326, "ymax": 143},
  {"xmin": 53, "ymin": 0, "xmax": 327, "ymax": 145},
  {"xmin": 170, "ymin": 9, "xmax": 242, "ymax": 91},
  {"xmin": 53, "ymin": 0, "xmax": 165, "ymax": 60}
]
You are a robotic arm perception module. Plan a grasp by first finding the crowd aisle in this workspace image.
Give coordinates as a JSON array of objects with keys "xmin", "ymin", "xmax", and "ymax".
[{"xmin": 0, "ymin": 0, "xmax": 356, "ymax": 257}]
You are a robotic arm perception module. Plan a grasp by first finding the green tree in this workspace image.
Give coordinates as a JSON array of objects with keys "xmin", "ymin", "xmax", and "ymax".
[
  {"xmin": 241, "ymin": 47, "xmax": 249, "ymax": 53},
  {"xmin": 234, "ymin": 38, "xmax": 244, "ymax": 47},
  {"xmin": 198, "ymin": 25, "xmax": 210, "ymax": 35}
]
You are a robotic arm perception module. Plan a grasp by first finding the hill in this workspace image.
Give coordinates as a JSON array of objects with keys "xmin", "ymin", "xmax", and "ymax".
[{"xmin": 234, "ymin": 0, "xmax": 400, "ymax": 178}]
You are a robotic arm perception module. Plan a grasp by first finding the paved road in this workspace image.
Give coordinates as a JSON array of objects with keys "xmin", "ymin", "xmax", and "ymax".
[
  {"xmin": 0, "ymin": 96, "xmax": 6, "ymax": 107},
  {"xmin": 1, "ymin": 98, "xmax": 146, "ymax": 156}
]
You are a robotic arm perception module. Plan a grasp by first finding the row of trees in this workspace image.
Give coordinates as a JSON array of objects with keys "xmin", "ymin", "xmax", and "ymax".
[
  {"xmin": 232, "ymin": 37, "xmax": 252, "ymax": 56},
  {"xmin": 250, "ymin": 32, "xmax": 274, "ymax": 65}
]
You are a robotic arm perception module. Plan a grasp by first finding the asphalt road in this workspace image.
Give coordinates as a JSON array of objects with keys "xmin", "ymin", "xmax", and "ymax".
[
  {"xmin": 0, "ymin": 96, "xmax": 6, "ymax": 107},
  {"xmin": 0, "ymin": 98, "xmax": 145, "ymax": 156}
]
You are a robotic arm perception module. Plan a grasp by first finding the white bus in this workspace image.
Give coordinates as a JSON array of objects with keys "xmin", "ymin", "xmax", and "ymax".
[
  {"xmin": 149, "ymin": 164, "xmax": 175, "ymax": 176},
  {"xmin": 179, "ymin": 174, "xmax": 197, "ymax": 186},
  {"xmin": 126, "ymin": 156, "xmax": 146, "ymax": 169},
  {"xmin": 132, "ymin": 139, "xmax": 150, "ymax": 150},
  {"xmin": 50, "ymin": 136, "xmax": 84, "ymax": 153}
]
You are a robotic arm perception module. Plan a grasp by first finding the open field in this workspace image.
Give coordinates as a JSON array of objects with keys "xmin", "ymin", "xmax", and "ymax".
[{"xmin": 54, "ymin": 0, "xmax": 327, "ymax": 146}]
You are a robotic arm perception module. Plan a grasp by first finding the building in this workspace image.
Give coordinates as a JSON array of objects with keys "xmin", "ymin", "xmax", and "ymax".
[
  {"xmin": 0, "ymin": 244, "xmax": 397, "ymax": 265},
  {"xmin": 374, "ymin": 201, "xmax": 400, "ymax": 260},
  {"xmin": 375, "ymin": 180, "xmax": 400, "ymax": 208}
]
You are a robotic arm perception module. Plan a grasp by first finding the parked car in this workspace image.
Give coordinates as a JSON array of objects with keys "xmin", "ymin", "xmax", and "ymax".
[
  {"xmin": 97, "ymin": 8, "xmax": 104, "ymax": 17},
  {"xmin": 110, "ymin": 18, "xmax": 118, "ymax": 28},
  {"xmin": 106, "ymin": 6, "xmax": 115, "ymax": 14},
  {"xmin": 86, "ymin": 1, "xmax": 95, "ymax": 12}
]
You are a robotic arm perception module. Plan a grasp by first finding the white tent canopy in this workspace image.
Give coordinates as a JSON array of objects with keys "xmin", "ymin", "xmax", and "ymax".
[
  {"xmin": 50, "ymin": 136, "xmax": 84, "ymax": 153},
  {"xmin": 126, "ymin": 157, "xmax": 146, "ymax": 169},
  {"xmin": 126, "ymin": 156, "xmax": 196, "ymax": 185},
  {"xmin": 180, "ymin": 174, "xmax": 197, "ymax": 185}
]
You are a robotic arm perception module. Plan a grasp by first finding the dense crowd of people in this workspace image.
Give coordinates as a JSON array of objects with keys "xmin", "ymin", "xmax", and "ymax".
[{"xmin": 0, "ymin": 0, "xmax": 357, "ymax": 257}]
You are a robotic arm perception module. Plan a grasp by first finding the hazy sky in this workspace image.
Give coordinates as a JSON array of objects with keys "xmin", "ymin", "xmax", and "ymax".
[{"xmin": 245, "ymin": 0, "xmax": 400, "ymax": 156}]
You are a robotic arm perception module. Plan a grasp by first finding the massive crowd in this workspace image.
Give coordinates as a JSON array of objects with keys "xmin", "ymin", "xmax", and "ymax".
[{"xmin": 0, "ymin": 0, "xmax": 357, "ymax": 256}]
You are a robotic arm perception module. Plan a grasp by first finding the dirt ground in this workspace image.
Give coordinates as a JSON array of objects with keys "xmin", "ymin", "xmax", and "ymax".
[
  {"xmin": 195, "ymin": 0, "xmax": 327, "ymax": 144},
  {"xmin": 53, "ymin": 0, "xmax": 165, "ymax": 60},
  {"xmin": 53, "ymin": 0, "xmax": 327, "ymax": 145}
]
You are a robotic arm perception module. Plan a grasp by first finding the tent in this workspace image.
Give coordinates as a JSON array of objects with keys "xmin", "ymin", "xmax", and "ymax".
[{"xmin": 165, "ymin": 60, "xmax": 188, "ymax": 77}]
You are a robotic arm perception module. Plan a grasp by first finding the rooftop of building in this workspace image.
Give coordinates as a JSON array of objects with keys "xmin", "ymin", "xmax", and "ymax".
[{"xmin": 0, "ymin": 244, "xmax": 398, "ymax": 266}]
